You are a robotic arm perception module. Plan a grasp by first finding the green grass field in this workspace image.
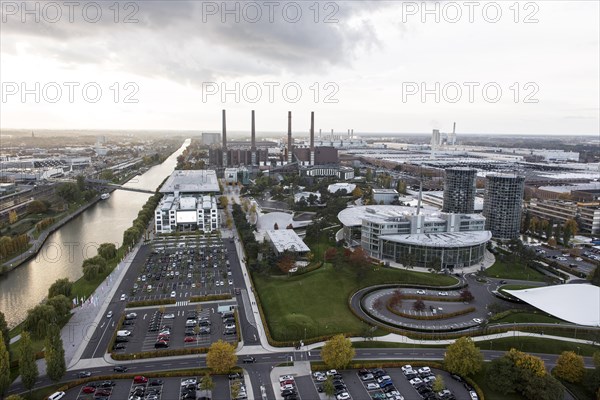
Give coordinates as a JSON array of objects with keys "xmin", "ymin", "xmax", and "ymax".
[
  {"xmin": 253, "ymin": 263, "xmax": 457, "ymax": 342},
  {"xmin": 484, "ymin": 260, "xmax": 547, "ymax": 282},
  {"xmin": 491, "ymin": 311, "xmax": 566, "ymax": 325}
]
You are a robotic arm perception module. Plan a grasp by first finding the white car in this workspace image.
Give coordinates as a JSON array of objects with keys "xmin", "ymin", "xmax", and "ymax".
[
  {"xmin": 360, "ymin": 373, "xmax": 374, "ymax": 381},
  {"xmin": 417, "ymin": 367, "xmax": 431, "ymax": 375},
  {"xmin": 170, "ymin": 291, "xmax": 176, "ymax": 298},
  {"xmin": 315, "ymin": 375, "xmax": 327, "ymax": 382},
  {"xmin": 438, "ymin": 291, "xmax": 449, "ymax": 296},
  {"xmin": 376, "ymin": 375, "xmax": 391, "ymax": 384},
  {"xmin": 225, "ymin": 323, "xmax": 236, "ymax": 330},
  {"xmin": 473, "ymin": 318, "xmax": 483, "ymax": 323},
  {"xmin": 228, "ymin": 279, "xmax": 233, "ymax": 285},
  {"xmin": 409, "ymin": 378, "xmax": 423, "ymax": 386},
  {"xmin": 575, "ymin": 257, "xmax": 583, "ymax": 261},
  {"xmin": 385, "ymin": 391, "xmax": 400, "ymax": 398},
  {"xmin": 280, "ymin": 384, "xmax": 294, "ymax": 392},
  {"xmin": 469, "ymin": 390, "xmax": 479, "ymax": 400},
  {"xmin": 120, "ymin": 294, "xmax": 127, "ymax": 301},
  {"xmin": 163, "ymin": 313, "xmax": 175, "ymax": 319},
  {"xmin": 181, "ymin": 378, "xmax": 197, "ymax": 386},
  {"xmin": 336, "ymin": 392, "xmax": 350, "ymax": 400},
  {"xmin": 423, "ymin": 376, "xmax": 436, "ymax": 385},
  {"xmin": 366, "ymin": 383, "xmax": 379, "ymax": 390},
  {"xmin": 116, "ymin": 330, "xmax": 131, "ymax": 337},
  {"xmin": 401, "ymin": 365, "xmax": 413, "ymax": 373},
  {"xmin": 326, "ymin": 369, "xmax": 338, "ymax": 376},
  {"xmin": 279, "ymin": 375, "xmax": 294, "ymax": 382},
  {"xmin": 106, "ymin": 311, "xmax": 113, "ymax": 318},
  {"xmin": 416, "ymin": 290, "xmax": 425, "ymax": 295}
]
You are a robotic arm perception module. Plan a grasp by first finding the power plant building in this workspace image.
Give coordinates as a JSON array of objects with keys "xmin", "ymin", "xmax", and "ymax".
[{"xmin": 483, "ymin": 174, "xmax": 525, "ymax": 240}]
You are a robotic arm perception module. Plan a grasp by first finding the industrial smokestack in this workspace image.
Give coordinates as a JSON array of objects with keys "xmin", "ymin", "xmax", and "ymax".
[
  {"xmin": 319, "ymin": 128, "xmax": 322, "ymax": 138},
  {"xmin": 251, "ymin": 110, "xmax": 256, "ymax": 165},
  {"xmin": 287, "ymin": 111, "xmax": 292, "ymax": 164},
  {"xmin": 351, "ymin": 129, "xmax": 354, "ymax": 139},
  {"xmin": 222, "ymin": 109, "xmax": 228, "ymax": 167},
  {"xmin": 453, "ymin": 122, "xmax": 456, "ymax": 134},
  {"xmin": 310, "ymin": 111, "xmax": 315, "ymax": 166}
]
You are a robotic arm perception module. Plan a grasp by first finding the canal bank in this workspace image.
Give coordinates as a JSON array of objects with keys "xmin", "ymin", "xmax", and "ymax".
[{"xmin": 0, "ymin": 139, "xmax": 190, "ymax": 328}]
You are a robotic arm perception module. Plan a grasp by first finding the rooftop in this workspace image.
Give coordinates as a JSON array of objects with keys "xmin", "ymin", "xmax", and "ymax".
[
  {"xmin": 379, "ymin": 230, "xmax": 492, "ymax": 247},
  {"xmin": 505, "ymin": 284, "xmax": 600, "ymax": 326},
  {"xmin": 338, "ymin": 205, "xmax": 440, "ymax": 227},
  {"xmin": 160, "ymin": 170, "xmax": 220, "ymax": 194},
  {"xmin": 266, "ymin": 229, "xmax": 310, "ymax": 253}
]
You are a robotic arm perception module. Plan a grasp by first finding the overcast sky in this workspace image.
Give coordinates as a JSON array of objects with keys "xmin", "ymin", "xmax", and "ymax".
[{"xmin": 1, "ymin": 1, "xmax": 598, "ymax": 135}]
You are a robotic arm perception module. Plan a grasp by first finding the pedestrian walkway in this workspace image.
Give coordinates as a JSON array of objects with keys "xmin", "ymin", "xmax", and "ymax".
[{"xmin": 63, "ymin": 241, "xmax": 143, "ymax": 370}]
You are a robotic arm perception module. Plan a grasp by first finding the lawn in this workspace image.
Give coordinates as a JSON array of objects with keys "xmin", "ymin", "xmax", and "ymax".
[
  {"xmin": 491, "ymin": 311, "xmax": 566, "ymax": 325},
  {"xmin": 484, "ymin": 259, "xmax": 547, "ymax": 282},
  {"xmin": 253, "ymin": 263, "xmax": 457, "ymax": 342}
]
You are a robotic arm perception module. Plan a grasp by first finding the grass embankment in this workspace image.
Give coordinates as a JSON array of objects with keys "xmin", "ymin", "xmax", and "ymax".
[
  {"xmin": 484, "ymin": 259, "xmax": 547, "ymax": 282},
  {"xmin": 254, "ymin": 263, "xmax": 457, "ymax": 342},
  {"xmin": 491, "ymin": 311, "xmax": 566, "ymax": 325},
  {"xmin": 352, "ymin": 336, "xmax": 598, "ymax": 356},
  {"xmin": 472, "ymin": 363, "xmax": 524, "ymax": 400}
]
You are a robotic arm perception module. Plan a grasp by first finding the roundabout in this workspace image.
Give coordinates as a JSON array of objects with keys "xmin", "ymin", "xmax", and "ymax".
[{"xmin": 351, "ymin": 283, "xmax": 490, "ymax": 333}]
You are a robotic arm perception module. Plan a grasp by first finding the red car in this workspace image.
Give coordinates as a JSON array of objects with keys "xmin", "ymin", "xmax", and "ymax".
[
  {"xmin": 133, "ymin": 376, "xmax": 148, "ymax": 384},
  {"xmin": 184, "ymin": 336, "xmax": 196, "ymax": 343},
  {"xmin": 82, "ymin": 386, "xmax": 96, "ymax": 394},
  {"xmin": 94, "ymin": 389, "xmax": 112, "ymax": 397}
]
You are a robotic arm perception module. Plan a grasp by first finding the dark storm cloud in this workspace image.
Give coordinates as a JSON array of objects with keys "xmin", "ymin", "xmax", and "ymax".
[{"xmin": 1, "ymin": 1, "xmax": 391, "ymax": 82}]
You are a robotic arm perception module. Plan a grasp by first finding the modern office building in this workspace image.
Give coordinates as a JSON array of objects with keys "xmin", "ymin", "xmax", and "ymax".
[
  {"xmin": 483, "ymin": 174, "xmax": 525, "ymax": 240},
  {"xmin": 443, "ymin": 167, "xmax": 476, "ymax": 214},
  {"xmin": 154, "ymin": 170, "xmax": 221, "ymax": 234},
  {"xmin": 372, "ymin": 189, "xmax": 399, "ymax": 205},
  {"xmin": 338, "ymin": 205, "xmax": 490, "ymax": 269}
]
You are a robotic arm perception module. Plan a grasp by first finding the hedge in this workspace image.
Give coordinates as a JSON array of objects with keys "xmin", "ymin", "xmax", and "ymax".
[
  {"xmin": 386, "ymin": 304, "xmax": 476, "ymax": 321},
  {"xmin": 112, "ymin": 346, "xmax": 210, "ymax": 360},
  {"xmin": 189, "ymin": 294, "xmax": 232, "ymax": 303},
  {"xmin": 125, "ymin": 299, "xmax": 176, "ymax": 308}
]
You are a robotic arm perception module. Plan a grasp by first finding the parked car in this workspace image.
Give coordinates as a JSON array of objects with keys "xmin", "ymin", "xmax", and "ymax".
[
  {"xmin": 82, "ymin": 386, "xmax": 96, "ymax": 394},
  {"xmin": 133, "ymin": 376, "xmax": 148, "ymax": 384},
  {"xmin": 366, "ymin": 383, "xmax": 380, "ymax": 390}
]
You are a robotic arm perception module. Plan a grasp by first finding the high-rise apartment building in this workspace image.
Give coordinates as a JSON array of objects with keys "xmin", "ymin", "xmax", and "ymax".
[
  {"xmin": 483, "ymin": 174, "xmax": 525, "ymax": 240},
  {"xmin": 443, "ymin": 167, "xmax": 477, "ymax": 214}
]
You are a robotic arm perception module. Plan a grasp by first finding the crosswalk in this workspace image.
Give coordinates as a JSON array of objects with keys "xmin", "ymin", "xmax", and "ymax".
[{"xmin": 176, "ymin": 300, "xmax": 189, "ymax": 306}]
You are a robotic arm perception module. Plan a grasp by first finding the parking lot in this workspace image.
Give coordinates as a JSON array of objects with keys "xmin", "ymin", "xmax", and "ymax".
[
  {"xmin": 124, "ymin": 235, "xmax": 236, "ymax": 303},
  {"xmin": 310, "ymin": 367, "xmax": 475, "ymax": 400},
  {"xmin": 64, "ymin": 375, "xmax": 232, "ymax": 400},
  {"xmin": 111, "ymin": 304, "xmax": 239, "ymax": 355}
]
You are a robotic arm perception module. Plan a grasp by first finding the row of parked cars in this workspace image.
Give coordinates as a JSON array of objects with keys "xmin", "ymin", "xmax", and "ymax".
[
  {"xmin": 278, "ymin": 374, "xmax": 299, "ymax": 400},
  {"xmin": 358, "ymin": 368, "xmax": 403, "ymax": 400},
  {"xmin": 313, "ymin": 369, "xmax": 351, "ymax": 400}
]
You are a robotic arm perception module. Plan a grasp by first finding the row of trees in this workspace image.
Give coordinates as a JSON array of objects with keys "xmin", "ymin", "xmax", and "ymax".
[
  {"xmin": 0, "ymin": 234, "xmax": 29, "ymax": 261},
  {"xmin": 522, "ymin": 212, "xmax": 578, "ymax": 247},
  {"xmin": 122, "ymin": 193, "xmax": 162, "ymax": 248},
  {"xmin": 34, "ymin": 217, "xmax": 55, "ymax": 233}
]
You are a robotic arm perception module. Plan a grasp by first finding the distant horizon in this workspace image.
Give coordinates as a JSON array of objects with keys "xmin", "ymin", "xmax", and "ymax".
[{"xmin": 1, "ymin": 128, "xmax": 599, "ymax": 138}]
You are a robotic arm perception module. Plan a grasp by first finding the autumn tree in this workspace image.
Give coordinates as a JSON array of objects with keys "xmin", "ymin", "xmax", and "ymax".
[
  {"xmin": 506, "ymin": 348, "xmax": 546, "ymax": 377},
  {"xmin": 553, "ymin": 351, "xmax": 585, "ymax": 383},
  {"xmin": 321, "ymin": 334, "xmax": 355, "ymax": 370},
  {"xmin": 324, "ymin": 247, "xmax": 337, "ymax": 262},
  {"xmin": 412, "ymin": 300, "xmax": 426, "ymax": 312},
  {"xmin": 206, "ymin": 340, "xmax": 237, "ymax": 373},
  {"xmin": 277, "ymin": 252, "xmax": 296, "ymax": 274},
  {"xmin": 199, "ymin": 372, "xmax": 215, "ymax": 392},
  {"xmin": 432, "ymin": 374, "xmax": 445, "ymax": 392},
  {"xmin": 323, "ymin": 376, "xmax": 336, "ymax": 399},
  {"xmin": 444, "ymin": 337, "xmax": 483, "ymax": 377},
  {"xmin": 0, "ymin": 332, "xmax": 10, "ymax": 399},
  {"xmin": 18, "ymin": 332, "xmax": 38, "ymax": 392},
  {"xmin": 348, "ymin": 247, "xmax": 370, "ymax": 269},
  {"xmin": 0, "ymin": 312, "xmax": 9, "ymax": 352},
  {"xmin": 459, "ymin": 289, "xmax": 474, "ymax": 302}
]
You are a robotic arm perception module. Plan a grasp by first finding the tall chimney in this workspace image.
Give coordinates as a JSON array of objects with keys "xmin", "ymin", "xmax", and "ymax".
[
  {"xmin": 351, "ymin": 129, "xmax": 354, "ymax": 139},
  {"xmin": 251, "ymin": 110, "xmax": 256, "ymax": 166},
  {"xmin": 287, "ymin": 111, "xmax": 292, "ymax": 164},
  {"xmin": 222, "ymin": 109, "xmax": 228, "ymax": 167},
  {"xmin": 310, "ymin": 111, "xmax": 315, "ymax": 166}
]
